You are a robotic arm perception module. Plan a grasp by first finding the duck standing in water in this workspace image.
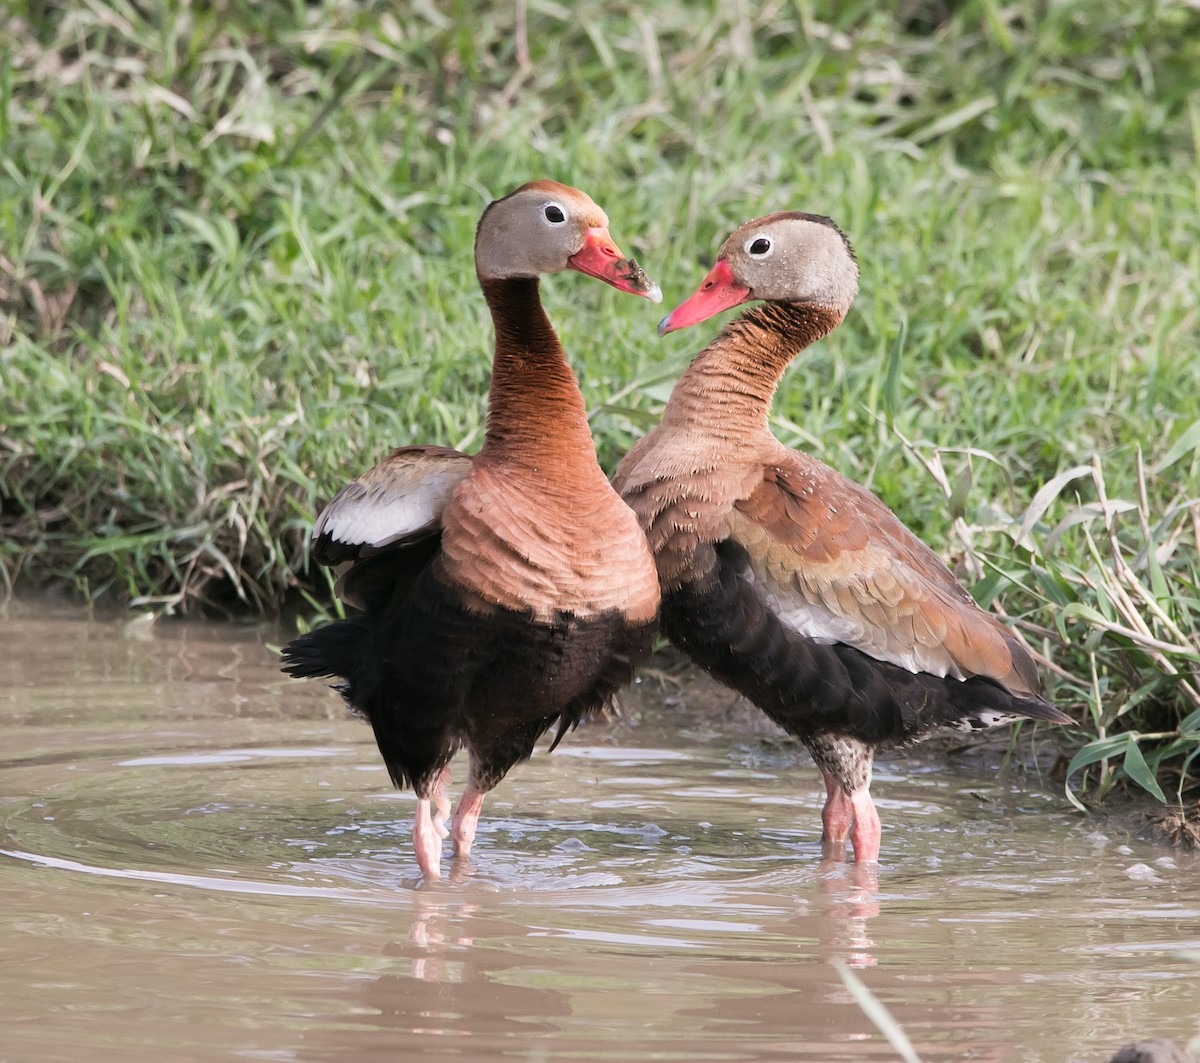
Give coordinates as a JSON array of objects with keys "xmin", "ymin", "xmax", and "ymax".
[
  {"xmin": 614, "ymin": 211, "xmax": 1072, "ymax": 863},
  {"xmin": 284, "ymin": 182, "xmax": 663, "ymax": 879}
]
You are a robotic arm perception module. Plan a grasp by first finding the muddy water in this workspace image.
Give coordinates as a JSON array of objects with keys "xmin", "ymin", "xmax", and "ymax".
[{"xmin": 1, "ymin": 604, "xmax": 1197, "ymax": 1063}]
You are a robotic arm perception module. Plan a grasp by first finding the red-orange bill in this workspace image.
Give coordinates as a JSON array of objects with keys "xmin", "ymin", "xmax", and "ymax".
[
  {"xmin": 567, "ymin": 227, "xmax": 662, "ymax": 303},
  {"xmin": 657, "ymin": 259, "xmax": 752, "ymax": 335}
]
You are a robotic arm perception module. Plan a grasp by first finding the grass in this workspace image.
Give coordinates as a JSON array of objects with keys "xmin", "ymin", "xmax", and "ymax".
[
  {"xmin": 1, "ymin": 0, "xmax": 1198, "ymax": 811},
  {"xmin": 834, "ymin": 961, "xmax": 923, "ymax": 1063}
]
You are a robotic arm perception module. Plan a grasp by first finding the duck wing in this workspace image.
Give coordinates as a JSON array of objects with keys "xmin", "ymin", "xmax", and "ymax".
[
  {"xmin": 729, "ymin": 451, "xmax": 1042, "ymax": 697},
  {"xmin": 309, "ymin": 445, "xmax": 473, "ymax": 612}
]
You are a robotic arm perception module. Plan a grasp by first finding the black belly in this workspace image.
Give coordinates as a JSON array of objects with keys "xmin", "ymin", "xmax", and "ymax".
[
  {"xmin": 660, "ymin": 539, "xmax": 1057, "ymax": 749},
  {"xmin": 282, "ymin": 565, "xmax": 656, "ymax": 795}
]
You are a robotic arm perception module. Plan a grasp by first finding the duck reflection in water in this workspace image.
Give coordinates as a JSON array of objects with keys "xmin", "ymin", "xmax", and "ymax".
[{"xmin": 816, "ymin": 858, "xmax": 880, "ymax": 968}]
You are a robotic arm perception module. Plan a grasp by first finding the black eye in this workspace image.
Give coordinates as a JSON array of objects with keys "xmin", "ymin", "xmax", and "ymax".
[
  {"xmin": 543, "ymin": 203, "xmax": 566, "ymax": 224},
  {"xmin": 749, "ymin": 237, "xmax": 772, "ymax": 256}
]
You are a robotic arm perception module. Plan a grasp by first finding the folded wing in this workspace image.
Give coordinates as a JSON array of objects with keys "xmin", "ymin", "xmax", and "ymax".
[
  {"xmin": 730, "ymin": 453, "xmax": 1042, "ymax": 697},
  {"xmin": 309, "ymin": 445, "xmax": 473, "ymax": 612},
  {"xmin": 312, "ymin": 445, "xmax": 473, "ymax": 564}
]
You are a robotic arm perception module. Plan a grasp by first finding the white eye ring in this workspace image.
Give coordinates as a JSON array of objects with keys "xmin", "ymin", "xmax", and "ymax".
[
  {"xmin": 746, "ymin": 235, "xmax": 773, "ymax": 257},
  {"xmin": 542, "ymin": 202, "xmax": 568, "ymax": 225}
]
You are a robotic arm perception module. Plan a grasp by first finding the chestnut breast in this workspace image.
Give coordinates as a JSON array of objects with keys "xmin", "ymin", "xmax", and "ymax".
[{"xmin": 438, "ymin": 459, "xmax": 660, "ymax": 625}]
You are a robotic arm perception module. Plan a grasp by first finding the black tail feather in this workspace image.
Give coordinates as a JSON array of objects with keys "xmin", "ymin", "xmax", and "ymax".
[
  {"xmin": 281, "ymin": 617, "xmax": 377, "ymax": 708},
  {"xmin": 990, "ymin": 689, "xmax": 1074, "ymax": 727},
  {"xmin": 835, "ymin": 648, "xmax": 1074, "ymax": 740}
]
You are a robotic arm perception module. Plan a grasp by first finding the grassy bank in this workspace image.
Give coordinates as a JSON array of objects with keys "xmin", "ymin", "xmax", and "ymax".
[{"xmin": 1, "ymin": 0, "xmax": 1198, "ymax": 811}]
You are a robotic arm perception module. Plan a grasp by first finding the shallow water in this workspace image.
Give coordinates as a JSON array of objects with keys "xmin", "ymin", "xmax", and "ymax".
[{"xmin": 1, "ymin": 604, "xmax": 1197, "ymax": 1063}]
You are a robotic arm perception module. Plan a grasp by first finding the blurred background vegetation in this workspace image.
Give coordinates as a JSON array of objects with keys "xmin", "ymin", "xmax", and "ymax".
[{"xmin": 1, "ymin": 0, "xmax": 1198, "ymax": 813}]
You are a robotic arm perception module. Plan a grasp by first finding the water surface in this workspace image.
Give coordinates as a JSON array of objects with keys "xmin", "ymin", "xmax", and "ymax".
[{"xmin": 1, "ymin": 603, "xmax": 1197, "ymax": 1062}]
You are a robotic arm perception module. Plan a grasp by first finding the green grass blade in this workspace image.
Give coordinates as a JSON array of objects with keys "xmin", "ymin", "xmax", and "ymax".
[
  {"xmin": 833, "ymin": 961, "xmax": 924, "ymax": 1063},
  {"xmin": 1123, "ymin": 739, "xmax": 1169, "ymax": 803}
]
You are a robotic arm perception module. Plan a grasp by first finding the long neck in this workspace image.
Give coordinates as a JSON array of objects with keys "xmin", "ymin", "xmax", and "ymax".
[
  {"xmin": 663, "ymin": 301, "xmax": 845, "ymax": 439},
  {"xmin": 478, "ymin": 275, "xmax": 597, "ymax": 467}
]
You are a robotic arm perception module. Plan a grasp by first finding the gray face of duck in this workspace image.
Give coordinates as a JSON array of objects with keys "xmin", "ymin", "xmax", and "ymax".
[
  {"xmin": 658, "ymin": 212, "xmax": 858, "ymax": 333},
  {"xmin": 475, "ymin": 180, "xmax": 662, "ymax": 303}
]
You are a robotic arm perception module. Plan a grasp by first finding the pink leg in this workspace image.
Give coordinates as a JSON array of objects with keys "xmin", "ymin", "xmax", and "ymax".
[
  {"xmin": 412, "ymin": 798, "xmax": 444, "ymax": 879},
  {"xmin": 450, "ymin": 786, "xmax": 487, "ymax": 857},
  {"xmin": 820, "ymin": 771, "xmax": 854, "ymax": 854},
  {"xmin": 848, "ymin": 787, "xmax": 881, "ymax": 864},
  {"xmin": 820, "ymin": 772, "xmax": 882, "ymax": 864},
  {"xmin": 431, "ymin": 766, "xmax": 452, "ymax": 840}
]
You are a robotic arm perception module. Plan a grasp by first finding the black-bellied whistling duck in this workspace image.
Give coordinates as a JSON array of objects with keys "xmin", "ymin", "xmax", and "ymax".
[
  {"xmin": 613, "ymin": 212, "xmax": 1072, "ymax": 863},
  {"xmin": 283, "ymin": 181, "xmax": 663, "ymax": 879}
]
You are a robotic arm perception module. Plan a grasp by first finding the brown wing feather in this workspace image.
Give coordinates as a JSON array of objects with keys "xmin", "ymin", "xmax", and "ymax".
[{"xmin": 731, "ymin": 452, "xmax": 1041, "ymax": 696}]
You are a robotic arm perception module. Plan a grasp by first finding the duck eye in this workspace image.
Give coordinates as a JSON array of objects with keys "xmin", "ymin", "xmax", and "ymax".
[
  {"xmin": 748, "ymin": 237, "xmax": 772, "ymax": 256},
  {"xmin": 543, "ymin": 203, "xmax": 567, "ymax": 225}
]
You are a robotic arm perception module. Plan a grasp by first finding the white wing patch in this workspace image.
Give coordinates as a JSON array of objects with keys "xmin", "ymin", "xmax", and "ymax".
[{"xmin": 315, "ymin": 456, "xmax": 471, "ymax": 553}]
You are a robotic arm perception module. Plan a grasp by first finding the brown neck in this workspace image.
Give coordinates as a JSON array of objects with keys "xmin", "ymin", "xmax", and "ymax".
[
  {"xmin": 478, "ymin": 275, "xmax": 597, "ymax": 468},
  {"xmin": 663, "ymin": 301, "xmax": 845, "ymax": 438}
]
